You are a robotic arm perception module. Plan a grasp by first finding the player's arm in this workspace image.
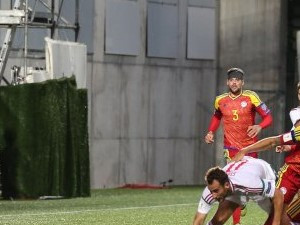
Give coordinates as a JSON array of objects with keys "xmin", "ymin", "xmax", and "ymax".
[
  {"xmin": 232, "ymin": 135, "xmax": 281, "ymax": 161},
  {"xmin": 257, "ymin": 107, "xmax": 273, "ymax": 129},
  {"xmin": 206, "ymin": 200, "xmax": 239, "ymax": 225},
  {"xmin": 193, "ymin": 212, "xmax": 207, "ymax": 225},
  {"xmin": 233, "ymin": 120, "xmax": 300, "ymax": 161},
  {"xmin": 193, "ymin": 187, "xmax": 215, "ymax": 225},
  {"xmin": 247, "ymin": 103, "xmax": 273, "ymax": 138},
  {"xmin": 271, "ymin": 188, "xmax": 284, "ymax": 225},
  {"xmin": 258, "ymin": 178, "xmax": 283, "ymax": 225},
  {"xmin": 205, "ymin": 110, "xmax": 222, "ymax": 144},
  {"xmin": 276, "ymin": 109, "xmax": 300, "ymax": 153}
]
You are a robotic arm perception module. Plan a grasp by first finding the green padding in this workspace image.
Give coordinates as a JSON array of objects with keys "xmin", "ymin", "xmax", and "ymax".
[{"xmin": 0, "ymin": 76, "xmax": 90, "ymax": 198}]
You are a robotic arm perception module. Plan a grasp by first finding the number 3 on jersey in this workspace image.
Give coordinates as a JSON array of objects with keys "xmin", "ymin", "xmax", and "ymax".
[{"xmin": 232, "ymin": 110, "xmax": 239, "ymax": 121}]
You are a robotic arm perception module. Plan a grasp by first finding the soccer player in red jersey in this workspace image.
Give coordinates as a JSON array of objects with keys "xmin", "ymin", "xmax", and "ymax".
[
  {"xmin": 204, "ymin": 67, "xmax": 273, "ymax": 225},
  {"xmin": 232, "ymin": 83, "xmax": 300, "ymax": 225}
]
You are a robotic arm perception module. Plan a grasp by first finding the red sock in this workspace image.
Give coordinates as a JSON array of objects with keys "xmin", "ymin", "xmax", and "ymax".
[{"xmin": 232, "ymin": 207, "xmax": 241, "ymax": 224}]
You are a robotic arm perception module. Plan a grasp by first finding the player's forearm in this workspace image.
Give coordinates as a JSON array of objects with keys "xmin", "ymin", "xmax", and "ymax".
[
  {"xmin": 207, "ymin": 113, "xmax": 221, "ymax": 132},
  {"xmin": 241, "ymin": 136, "xmax": 281, "ymax": 154},
  {"xmin": 193, "ymin": 212, "xmax": 207, "ymax": 225},
  {"xmin": 259, "ymin": 114, "xmax": 273, "ymax": 129}
]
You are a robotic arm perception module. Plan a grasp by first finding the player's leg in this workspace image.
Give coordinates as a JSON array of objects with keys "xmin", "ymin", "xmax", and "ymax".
[
  {"xmin": 232, "ymin": 208, "xmax": 241, "ymax": 225},
  {"xmin": 287, "ymin": 195, "xmax": 300, "ymax": 223},
  {"xmin": 255, "ymin": 198, "xmax": 273, "ymax": 225},
  {"xmin": 276, "ymin": 164, "xmax": 300, "ymax": 224},
  {"xmin": 208, "ymin": 200, "xmax": 240, "ymax": 225},
  {"xmin": 224, "ymin": 149, "xmax": 243, "ymax": 225}
]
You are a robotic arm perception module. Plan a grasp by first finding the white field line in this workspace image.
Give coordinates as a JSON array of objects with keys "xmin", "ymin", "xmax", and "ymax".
[{"xmin": 0, "ymin": 202, "xmax": 197, "ymax": 218}]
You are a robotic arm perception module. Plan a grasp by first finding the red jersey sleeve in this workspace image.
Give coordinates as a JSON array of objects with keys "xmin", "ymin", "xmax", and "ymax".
[
  {"xmin": 255, "ymin": 103, "xmax": 273, "ymax": 129},
  {"xmin": 208, "ymin": 110, "xmax": 222, "ymax": 132},
  {"xmin": 290, "ymin": 145, "xmax": 297, "ymax": 151}
]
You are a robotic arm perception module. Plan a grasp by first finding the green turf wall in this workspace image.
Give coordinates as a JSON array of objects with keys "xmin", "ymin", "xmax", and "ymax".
[{"xmin": 0, "ymin": 76, "xmax": 90, "ymax": 199}]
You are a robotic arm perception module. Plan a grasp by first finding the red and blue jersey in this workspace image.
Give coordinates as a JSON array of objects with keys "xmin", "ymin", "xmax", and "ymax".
[{"xmin": 208, "ymin": 90, "xmax": 272, "ymax": 155}]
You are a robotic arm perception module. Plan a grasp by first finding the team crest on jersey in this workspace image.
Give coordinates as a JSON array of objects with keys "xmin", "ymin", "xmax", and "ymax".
[
  {"xmin": 280, "ymin": 187, "xmax": 287, "ymax": 195},
  {"xmin": 241, "ymin": 101, "xmax": 247, "ymax": 108}
]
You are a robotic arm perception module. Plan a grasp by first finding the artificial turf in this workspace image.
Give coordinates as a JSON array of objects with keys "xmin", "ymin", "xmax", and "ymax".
[{"xmin": 0, "ymin": 186, "xmax": 267, "ymax": 225}]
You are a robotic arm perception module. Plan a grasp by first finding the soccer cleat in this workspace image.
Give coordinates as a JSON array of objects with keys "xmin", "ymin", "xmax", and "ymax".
[{"xmin": 241, "ymin": 205, "xmax": 247, "ymax": 217}]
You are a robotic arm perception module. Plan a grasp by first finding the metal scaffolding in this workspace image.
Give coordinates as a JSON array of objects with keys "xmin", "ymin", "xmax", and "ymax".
[{"xmin": 0, "ymin": 0, "xmax": 79, "ymax": 85}]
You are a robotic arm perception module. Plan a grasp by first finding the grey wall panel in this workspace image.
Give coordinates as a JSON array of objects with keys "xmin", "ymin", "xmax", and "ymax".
[
  {"xmin": 78, "ymin": 0, "xmax": 94, "ymax": 53},
  {"xmin": 173, "ymin": 69, "xmax": 203, "ymax": 137},
  {"xmin": 0, "ymin": 0, "xmax": 11, "ymax": 9},
  {"xmin": 187, "ymin": 6, "xmax": 215, "ymax": 59},
  {"xmin": 147, "ymin": 139, "xmax": 175, "ymax": 184},
  {"xmin": 173, "ymin": 140, "xmax": 197, "ymax": 185},
  {"xmin": 147, "ymin": 2, "xmax": 178, "ymax": 58},
  {"xmin": 89, "ymin": 60, "xmax": 216, "ymax": 188},
  {"xmin": 149, "ymin": 0, "xmax": 178, "ymax": 4},
  {"xmin": 91, "ymin": 65, "xmax": 122, "ymax": 139},
  {"xmin": 90, "ymin": 139, "xmax": 120, "ymax": 188},
  {"xmin": 0, "ymin": 28, "xmax": 6, "ymax": 45},
  {"xmin": 120, "ymin": 67, "xmax": 149, "ymax": 138},
  {"xmin": 105, "ymin": 0, "xmax": 140, "ymax": 55},
  {"xmin": 93, "ymin": 0, "xmax": 105, "ymax": 62},
  {"xmin": 189, "ymin": 0, "xmax": 216, "ymax": 8},
  {"xmin": 148, "ymin": 68, "xmax": 176, "ymax": 137},
  {"xmin": 119, "ymin": 140, "xmax": 148, "ymax": 184}
]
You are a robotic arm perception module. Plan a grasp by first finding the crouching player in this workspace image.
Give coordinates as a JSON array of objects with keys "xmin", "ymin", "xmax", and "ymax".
[{"xmin": 193, "ymin": 156, "xmax": 283, "ymax": 225}]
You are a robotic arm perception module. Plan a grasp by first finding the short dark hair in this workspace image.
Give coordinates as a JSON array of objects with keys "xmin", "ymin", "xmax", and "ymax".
[
  {"xmin": 227, "ymin": 67, "xmax": 244, "ymax": 80},
  {"xmin": 205, "ymin": 167, "xmax": 229, "ymax": 185}
]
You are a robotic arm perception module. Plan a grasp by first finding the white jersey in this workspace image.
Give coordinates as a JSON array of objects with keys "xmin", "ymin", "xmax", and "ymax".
[
  {"xmin": 290, "ymin": 107, "xmax": 300, "ymax": 129},
  {"xmin": 197, "ymin": 156, "xmax": 276, "ymax": 214}
]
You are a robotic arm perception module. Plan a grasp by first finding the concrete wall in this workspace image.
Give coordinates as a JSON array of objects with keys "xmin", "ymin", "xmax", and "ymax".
[
  {"xmin": 217, "ymin": 0, "xmax": 286, "ymax": 168},
  {"xmin": 1, "ymin": 0, "xmax": 288, "ymax": 189},
  {"xmin": 89, "ymin": 0, "xmax": 217, "ymax": 188}
]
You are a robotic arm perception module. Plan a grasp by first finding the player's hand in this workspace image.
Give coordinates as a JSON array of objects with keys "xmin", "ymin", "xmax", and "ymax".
[
  {"xmin": 204, "ymin": 131, "xmax": 214, "ymax": 144},
  {"xmin": 275, "ymin": 145, "xmax": 291, "ymax": 153},
  {"xmin": 231, "ymin": 150, "xmax": 245, "ymax": 162},
  {"xmin": 247, "ymin": 125, "xmax": 262, "ymax": 138}
]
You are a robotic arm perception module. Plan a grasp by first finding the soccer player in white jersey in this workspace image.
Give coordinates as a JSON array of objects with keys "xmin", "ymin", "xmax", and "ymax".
[{"xmin": 193, "ymin": 156, "xmax": 284, "ymax": 225}]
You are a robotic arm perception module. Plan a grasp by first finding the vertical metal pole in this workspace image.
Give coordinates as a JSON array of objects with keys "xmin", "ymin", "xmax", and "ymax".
[
  {"xmin": 51, "ymin": 0, "xmax": 55, "ymax": 38},
  {"xmin": 57, "ymin": 0, "xmax": 65, "ymax": 25},
  {"xmin": 24, "ymin": 0, "xmax": 28, "ymax": 77},
  {"xmin": 75, "ymin": 0, "xmax": 79, "ymax": 41}
]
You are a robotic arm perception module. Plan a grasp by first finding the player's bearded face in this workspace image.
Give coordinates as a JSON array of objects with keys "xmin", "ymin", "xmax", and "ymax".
[
  {"xmin": 227, "ymin": 78, "xmax": 244, "ymax": 95},
  {"xmin": 208, "ymin": 180, "xmax": 230, "ymax": 202}
]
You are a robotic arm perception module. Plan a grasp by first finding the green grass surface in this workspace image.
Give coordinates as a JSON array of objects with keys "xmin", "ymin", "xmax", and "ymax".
[{"xmin": 0, "ymin": 186, "xmax": 267, "ymax": 224}]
